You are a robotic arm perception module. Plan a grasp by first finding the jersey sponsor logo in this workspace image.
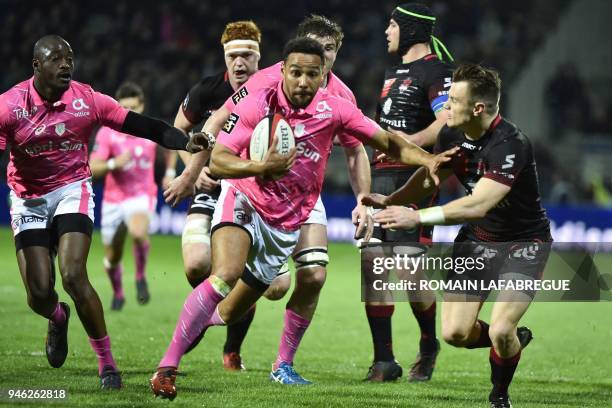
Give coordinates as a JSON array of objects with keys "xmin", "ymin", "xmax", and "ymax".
[
  {"xmin": 55, "ymin": 123, "xmax": 66, "ymax": 136},
  {"xmin": 444, "ymin": 77, "xmax": 452, "ymax": 88},
  {"xmin": 223, "ymin": 113, "xmax": 239, "ymax": 133},
  {"xmin": 396, "ymin": 69, "xmax": 410, "ymax": 74},
  {"xmin": 13, "ymin": 107, "xmax": 36, "ymax": 120},
  {"xmin": 380, "ymin": 78, "xmax": 396, "ymax": 98},
  {"xmin": 316, "ymin": 101, "xmax": 332, "ymax": 113},
  {"xmin": 231, "ymin": 87, "xmax": 249, "ymax": 105},
  {"xmin": 398, "ymin": 78, "xmax": 413, "ymax": 93},
  {"xmin": 461, "ymin": 141, "xmax": 477, "ymax": 150},
  {"xmin": 296, "ymin": 141, "xmax": 321, "ymax": 163},
  {"xmin": 510, "ymin": 243, "xmax": 540, "ymax": 260},
  {"xmin": 11, "ymin": 215, "xmax": 46, "ymax": 230},
  {"xmin": 382, "ymin": 98, "xmax": 392, "ymax": 115},
  {"xmin": 23, "ymin": 140, "xmax": 85, "ymax": 156},
  {"xmin": 502, "ymin": 154, "xmax": 515, "ymax": 169},
  {"xmin": 380, "ymin": 116, "xmax": 406, "ymax": 129},
  {"xmin": 34, "ymin": 124, "xmax": 46, "ymax": 135},
  {"xmin": 294, "ymin": 123, "xmax": 306, "ymax": 137},
  {"xmin": 72, "ymin": 98, "xmax": 90, "ymax": 111},
  {"xmin": 234, "ymin": 209, "xmax": 252, "ymax": 224}
]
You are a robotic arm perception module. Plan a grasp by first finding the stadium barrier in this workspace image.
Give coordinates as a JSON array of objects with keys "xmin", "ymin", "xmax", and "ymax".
[{"xmin": 1, "ymin": 184, "xmax": 611, "ymax": 246}]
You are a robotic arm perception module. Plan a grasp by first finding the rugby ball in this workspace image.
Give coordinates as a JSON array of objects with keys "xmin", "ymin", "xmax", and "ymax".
[{"xmin": 249, "ymin": 113, "xmax": 295, "ymax": 161}]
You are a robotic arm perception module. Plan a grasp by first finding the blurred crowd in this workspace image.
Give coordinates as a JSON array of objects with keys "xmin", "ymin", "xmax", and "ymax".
[{"xmin": 2, "ymin": 0, "xmax": 610, "ymax": 206}]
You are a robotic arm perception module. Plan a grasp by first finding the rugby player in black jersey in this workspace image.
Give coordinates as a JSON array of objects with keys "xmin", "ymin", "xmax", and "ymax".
[
  {"xmin": 363, "ymin": 3, "xmax": 454, "ymax": 382},
  {"xmin": 364, "ymin": 63, "xmax": 552, "ymax": 408}
]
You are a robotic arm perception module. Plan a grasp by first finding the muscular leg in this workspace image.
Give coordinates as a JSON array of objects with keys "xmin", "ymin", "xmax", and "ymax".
[
  {"xmin": 158, "ymin": 226, "xmax": 250, "ymax": 370},
  {"xmin": 58, "ymin": 231, "xmax": 106, "ymax": 339},
  {"xmin": 17, "ymin": 244, "xmax": 58, "ymax": 318},
  {"xmin": 181, "ymin": 213, "xmax": 212, "ymax": 287},
  {"xmin": 269, "ymin": 223, "xmax": 326, "ymax": 375},
  {"xmin": 487, "ymin": 300, "xmax": 532, "ymax": 401},
  {"xmin": 441, "ymin": 297, "xmax": 484, "ymax": 348}
]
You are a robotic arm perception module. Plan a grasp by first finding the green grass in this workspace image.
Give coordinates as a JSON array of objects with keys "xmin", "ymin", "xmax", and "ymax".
[{"xmin": 0, "ymin": 227, "xmax": 610, "ymax": 407}]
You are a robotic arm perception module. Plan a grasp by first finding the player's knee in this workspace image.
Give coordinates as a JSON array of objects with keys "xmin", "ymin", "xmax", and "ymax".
[
  {"xmin": 27, "ymin": 284, "xmax": 54, "ymax": 312},
  {"xmin": 131, "ymin": 233, "xmax": 148, "ymax": 246},
  {"xmin": 59, "ymin": 264, "xmax": 89, "ymax": 299},
  {"xmin": 184, "ymin": 253, "xmax": 211, "ymax": 279},
  {"xmin": 489, "ymin": 321, "xmax": 517, "ymax": 350},
  {"xmin": 442, "ymin": 325, "xmax": 472, "ymax": 347},
  {"xmin": 264, "ymin": 274, "xmax": 291, "ymax": 301},
  {"xmin": 212, "ymin": 266, "xmax": 242, "ymax": 286},
  {"xmin": 296, "ymin": 266, "xmax": 327, "ymax": 292},
  {"xmin": 293, "ymin": 247, "xmax": 328, "ymax": 291}
]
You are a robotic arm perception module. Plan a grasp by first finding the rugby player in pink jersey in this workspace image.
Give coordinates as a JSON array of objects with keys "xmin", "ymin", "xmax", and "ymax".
[
  {"xmin": 90, "ymin": 82, "xmax": 166, "ymax": 311},
  {"xmin": 151, "ymin": 37, "xmax": 456, "ymax": 399},
  {"xmin": 164, "ymin": 16, "xmax": 372, "ymax": 370},
  {"xmin": 0, "ymin": 35, "xmax": 209, "ymax": 389}
]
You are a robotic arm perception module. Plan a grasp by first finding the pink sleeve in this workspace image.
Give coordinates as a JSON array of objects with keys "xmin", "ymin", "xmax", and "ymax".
[
  {"xmin": 0, "ymin": 94, "xmax": 10, "ymax": 150},
  {"xmin": 337, "ymin": 99, "xmax": 381, "ymax": 142},
  {"xmin": 90, "ymin": 127, "xmax": 112, "ymax": 160},
  {"xmin": 91, "ymin": 91, "xmax": 129, "ymax": 130},
  {"xmin": 334, "ymin": 88, "xmax": 362, "ymax": 148},
  {"xmin": 217, "ymin": 100, "xmax": 258, "ymax": 155}
]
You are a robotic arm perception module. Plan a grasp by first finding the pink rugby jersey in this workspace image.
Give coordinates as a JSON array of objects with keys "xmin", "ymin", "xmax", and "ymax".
[
  {"xmin": 90, "ymin": 127, "xmax": 158, "ymax": 203},
  {"xmin": 224, "ymin": 62, "xmax": 361, "ymax": 148},
  {"xmin": 0, "ymin": 77, "xmax": 128, "ymax": 198},
  {"xmin": 217, "ymin": 80, "xmax": 381, "ymax": 231}
]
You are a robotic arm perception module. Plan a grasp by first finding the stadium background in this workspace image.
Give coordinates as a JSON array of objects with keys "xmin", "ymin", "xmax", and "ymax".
[{"xmin": 0, "ymin": 1, "xmax": 611, "ymax": 406}]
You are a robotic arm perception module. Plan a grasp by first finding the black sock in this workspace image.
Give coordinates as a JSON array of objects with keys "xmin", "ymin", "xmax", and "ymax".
[
  {"xmin": 489, "ymin": 348, "xmax": 521, "ymax": 399},
  {"xmin": 466, "ymin": 320, "xmax": 493, "ymax": 349},
  {"xmin": 365, "ymin": 305, "xmax": 395, "ymax": 362},
  {"xmin": 223, "ymin": 305, "xmax": 256, "ymax": 354},
  {"xmin": 411, "ymin": 302, "xmax": 438, "ymax": 352}
]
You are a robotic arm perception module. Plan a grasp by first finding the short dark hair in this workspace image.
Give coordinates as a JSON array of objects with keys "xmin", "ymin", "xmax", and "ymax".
[
  {"xmin": 115, "ymin": 81, "xmax": 144, "ymax": 102},
  {"xmin": 282, "ymin": 37, "xmax": 325, "ymax": 66},
  {"xmin": 296, "ymin": 14, "xmax": 344, "ymax": 48},
  {"xmin": 452, "ymin": 64, "xmax": 501, "ymax": 111}
]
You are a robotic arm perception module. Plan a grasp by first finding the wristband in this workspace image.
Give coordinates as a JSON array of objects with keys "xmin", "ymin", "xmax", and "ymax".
[
  {"xmin": 165, "ymin": 168, "xmax": 176, "ymax": 178},
  {"xmin": 107, "ymin": 158, "xmax": 116, "ymax": 171},
  {"xmin": 418, "ymin": 206, "xmax": 445, "ymax": 225}
]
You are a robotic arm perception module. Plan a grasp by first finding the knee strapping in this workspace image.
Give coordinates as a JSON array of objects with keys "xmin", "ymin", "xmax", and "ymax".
[
  {"xmin": 293, "ymin": 246, "xmax": 329, "ymax": 270},
  {"xmin": 182, "ymin": 218, "xmax": 211, "ymax": 246}
]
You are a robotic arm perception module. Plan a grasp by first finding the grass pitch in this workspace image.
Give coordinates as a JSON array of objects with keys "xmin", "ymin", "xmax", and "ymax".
[{"xmin": 0, "ymin": 227, "xmax": 610, "ymax": 407}]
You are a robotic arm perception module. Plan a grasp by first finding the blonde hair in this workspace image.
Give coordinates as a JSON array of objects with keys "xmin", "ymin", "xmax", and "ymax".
[{"xmin": 221, "ymin": 21, "xmax": 262, "ymax": 45}]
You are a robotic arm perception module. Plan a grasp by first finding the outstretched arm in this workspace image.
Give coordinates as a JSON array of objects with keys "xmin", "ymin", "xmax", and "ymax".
[
  {"xmin": 120, "ymin": 111, "xmax": 210, "ymax": 152},
  {"xmin": 373, "ymin": 177, "xmax": 511, "ymax": 230}
]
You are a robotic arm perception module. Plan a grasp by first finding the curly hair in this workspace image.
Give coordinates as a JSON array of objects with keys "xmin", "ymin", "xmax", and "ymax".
[{"xmin": 221, "ymin": 21, "xmax": 262, "ymax": 45}]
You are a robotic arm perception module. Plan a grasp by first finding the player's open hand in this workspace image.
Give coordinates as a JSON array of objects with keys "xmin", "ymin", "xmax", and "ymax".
[
  {"xmin": 163, "ymin": 172, "xmax": 195, "ymax": 207},
  {"xmin": 424, "ymin": 146, "xmax": 459, "ymax": 186},
  {"xmin": 186, "ymin": 131, "xmax": 216, "ymax": 153},
  {"xmin": 262, "ymin": 137, "xmax": 296, "ymax": 179},
  {"xmin": 196, "ymin": 166, "xmax": 221, "ymax": 192},
  {"xmin": 373, "ymin": 206, "xmax": 419, "ymax": 230},
  {"xmin": 361, "ymin": 193, "xmax": 390, "ymax": 209}
]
